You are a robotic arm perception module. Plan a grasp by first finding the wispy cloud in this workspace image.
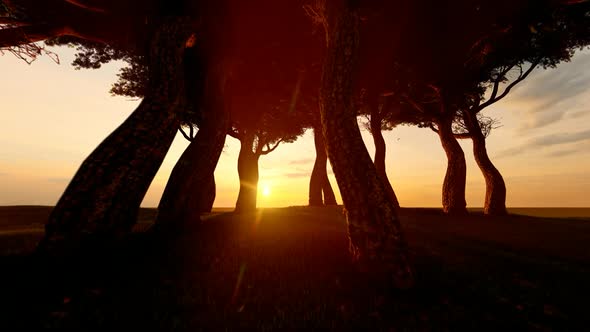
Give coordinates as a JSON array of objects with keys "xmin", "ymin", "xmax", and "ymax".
[
  {"xmin": 46, "ymin": 177, "xmax": 71, "ymax": 184},
  {"xmin": 282, "ymin": 171, "xmax": 310, "ymax": 178},
  {"xmin": 289, "ymin": 158, "xmax": 314, "ymax": 165},
  {"xmin": 504, "ymin": 51, "xmax": 590, "ymax": 131},
  {"xmin": 495, "ymin": 129, "xmax": 590, "ymax": 159}
]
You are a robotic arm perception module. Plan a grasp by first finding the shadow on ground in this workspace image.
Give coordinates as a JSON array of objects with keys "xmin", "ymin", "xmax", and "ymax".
[{"xmin": 0, "ymin": 206, "xmax": 589, "ymax": 330}]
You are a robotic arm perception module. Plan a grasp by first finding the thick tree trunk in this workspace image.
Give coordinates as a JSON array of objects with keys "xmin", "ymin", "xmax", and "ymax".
[
  {"xmin": 463, "ymin": 110, "xmax": 507, "ymax": 216},
  {"xmin": 156, "ymin": 122, "xmax": 228, "ymax": 227},
  {"xmin": 319, "ymin": 3, "xmax": 413, "ymax": 288},
  {"xmin": 437, "ymin": 118, "xmax": 468, "ymax": 215},
  {"xmin": 200, "ymin": 175, "xmax": 216, "ymax": 213},
  {"xmin": 38, "ymin": 18, "xmax": 193, "ymax": 254},
  {"xmin": 309, "ymin": 125, "xmax": 337, "ymax": 206},
  {"xmin": 370, "ymin": 113, "xmax": 400, "ymax": 209},
  {"xmin": 234, "ymin": 134, "xmax": 260, "ymax": 213}
]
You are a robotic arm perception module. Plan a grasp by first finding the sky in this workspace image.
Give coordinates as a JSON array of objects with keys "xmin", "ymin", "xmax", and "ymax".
[{"xmin": 0, "ymin": 47, "xmax": 589, "ymax": 208}]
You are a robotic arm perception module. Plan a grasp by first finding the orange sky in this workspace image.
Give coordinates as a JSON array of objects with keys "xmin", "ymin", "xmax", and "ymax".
[{"xmin": 0, "ymin": 47, "xmax": 589, "ymax": 208}]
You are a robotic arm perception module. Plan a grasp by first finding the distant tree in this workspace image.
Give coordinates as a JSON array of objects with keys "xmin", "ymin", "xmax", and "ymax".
[
  {"xmin": 454, "ymin": 0, "xmax": 589, "ymax": 215},
  {"xmin": 308, "ymin": 115, "xmax": 338, "ymax": 207},
  {"xmin": 229, "ymin": 102, "xmax": 307, "ymax": 213},
  {"xmin": 357, "ymin": 91, "xmax": 419, "ymax": 209}
]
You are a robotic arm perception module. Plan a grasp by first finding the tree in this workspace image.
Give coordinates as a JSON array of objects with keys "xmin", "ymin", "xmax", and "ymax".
[
  {"xmin": 1, "ymin": 1, "xmax": 206, "ymax": 253},
  {"xmin": 308, "ymin": 118, "xmax": 338, "ymax": 206},
  {"xmin": 229, "ymin": 107, "xmax": 306, "ymax": 213},
  {"xmin": 316, "ymin": 0, "xmax": 414, "ymax": 288},
  {"xmin": 220, "ymin": 0, "xmax": 323, "ymax": 213},
  {"xmin": 452, "ymin": 0, "xmax": 590, "ymax": 215}
]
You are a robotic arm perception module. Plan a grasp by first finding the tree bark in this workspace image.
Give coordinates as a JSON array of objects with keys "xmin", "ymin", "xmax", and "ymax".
[
  {"xmin": 463, "ymin": 110, "xmax": 507, "ymax": 216},
  {"xmin": 370, "ymin": 112, "xmax": 400, "ymax": 209},
  {"xmin": 200, "ymin": 175, "xmax": 216, "ymax": 213},
  {"xmin": 319, "ymin": 2, "xmax": 413, "ymax": 288},
  {"xmin": 38, "ymin": 18, "xmax": 193, "ymax": 255},
  {"xmin": 156, "ymin": 59, "xmax": 230, "ymax": 228},
  {"xmin": 156, "ymin": 123, "xmax": 228, "ymax": 227},
  {"xmin": 309, "ymin": 125, "xmax": 337, "ymax": 206},
  {"xmin": 436, "ymin": 118, "xmax": 468, "ymax": 215},
  {"xmin": 234, "ymin": 133, "xmax": 260, "ymax": 213}
]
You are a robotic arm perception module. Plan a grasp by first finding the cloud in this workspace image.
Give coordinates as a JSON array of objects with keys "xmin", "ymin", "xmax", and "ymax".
[
  {"xmin": 289, "ymin": 158, "xmax": 314, "ymax": 165},
  {"xmin": 46, "ymin": 177, "xmax": 71, "ymax": 184},
  {"xmin": 506, "ymin": 51, "xmax": 590, "ymax": 131},
  {"xmin": 495, "ymin": 129, "xmax": 590, "ymax": 159},
  {"xmin": 545, "ymin": 148, "xmax": 583, "ymax": 158},
  {"xmin": 282, "ymin": 171, "xmax": 310, "ymax": 178},
  {"xmin": 527, "ymin": 130, "xmax": 590, "ymax": 148}
]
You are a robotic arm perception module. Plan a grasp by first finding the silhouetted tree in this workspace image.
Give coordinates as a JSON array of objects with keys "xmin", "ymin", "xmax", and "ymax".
[
  {"xmin": 229, "ymin": 108, "xmax": 306, "ymax": 213},
  {"xmin": 314, "ymin": 0, "xmax": 414, "ymax": 288},
  {"xmin": 452, "ymin": 0, "xmax": 589, "ymax": 215},
  {"xmin": 308, "ymin": 119, "xmax": 338, "ymax": 206}
]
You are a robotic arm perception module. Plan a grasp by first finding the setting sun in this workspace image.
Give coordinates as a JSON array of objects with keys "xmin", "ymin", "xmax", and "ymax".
[{"xmin": 262, "ymin": 185, "xmax": 271, "ymax": 197}]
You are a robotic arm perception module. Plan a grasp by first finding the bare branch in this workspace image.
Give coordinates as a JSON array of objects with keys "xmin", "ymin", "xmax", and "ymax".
[
  {"xmin": 178, "ymin": 126, "xmax": 193, "ymax": 142},
  {"xmin": 477, "ymin": 59, "xmax": 539, "ymax": 112},
  {"xmin": 260, "ymin": 139, "xmax": 284, "ymax": 156},
  {"xmin": 63, "ymin": 0, "xmax": 107, "ymax": 13}
]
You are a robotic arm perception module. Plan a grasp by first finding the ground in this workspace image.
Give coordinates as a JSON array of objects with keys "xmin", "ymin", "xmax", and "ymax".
[{"xmin": 0, "ymin": 206, "xmax": 589, "ymax": 330}]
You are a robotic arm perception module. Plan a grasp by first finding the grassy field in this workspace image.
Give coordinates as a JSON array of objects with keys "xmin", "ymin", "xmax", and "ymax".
[{"xmin": 0, "ymin": 206, "xmax": 589, "ymax": 330}]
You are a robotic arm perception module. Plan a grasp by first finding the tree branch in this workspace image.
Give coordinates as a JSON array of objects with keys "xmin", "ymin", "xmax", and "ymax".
[
  {"xmin": 453, "ymin": 133, "xmax": 472, "ymax": 139},
  {"xmin": 63, "ymin": 0, "xmax": 108, "ymax": 13},
  {"xmin": 477, "ymin": 60, "xmax": 539, "ymax": 112},
  {"xmin": 0, "ymin": 23, "xmax": 65, "ymax": 48},
  {"xmin": 0, "ymin": 17, "xmax": 29, "ymax": 26},
  {"xmin": 403, "ymin": 94, "xmax": 427, "ymax": 114},
  {"xmin": 260, "ymin": 139, "xmax": 283, "ymax": 156},
  {"xmin": 178, "ymin": 126, "xmax": 193, "ymax": 142},
  {"xmin": 228, "ymin": 127, "xmax": 242, "ymax": 140}
]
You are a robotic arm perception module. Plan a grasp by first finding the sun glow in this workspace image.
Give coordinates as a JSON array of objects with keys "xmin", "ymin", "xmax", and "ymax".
[{"xmin": 262, "ymin": 185, "xmax": 271, "ymax": 197}]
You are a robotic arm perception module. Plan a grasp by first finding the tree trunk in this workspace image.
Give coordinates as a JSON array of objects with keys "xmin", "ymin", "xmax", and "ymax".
[
  {"xmin": 370, "ymin": 113, "xmax": 400, "ymax": 209},
  {"xmin": 309, "ymin": 125, "xmax": 337, "ymax": 206},
  {"xmin": 234, "ymin": 134, "xmax": 260, "ymax": 213},
  {"xmin": 463, "ymin": 110, "xmax": 507, "ymax": 216},
  {"xmin": 156, "ymin": 122, "xmax": 228, "ymax": 227},
  {"xmin": 38, "ymin": 18, "xmax": 193, "ymax": 255},
  {"xmin": 200, "ymin": 175, "xmax": 216, "ymax": 213},
  {"xmin": 319, "ymin": 3, "xmax": 413, "ymax": 288},
  {"xmin": 156, "ymin": 58, "xmax": 230, "ymax": 228},
  {"xmin": 437, "ymin": 118, "xmax": 468, "ymax": 215}
]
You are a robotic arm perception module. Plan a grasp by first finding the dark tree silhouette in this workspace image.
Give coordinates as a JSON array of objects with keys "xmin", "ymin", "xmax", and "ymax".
[
  {"xmin": 308, "ymin": 121, "xmax": 337, "ymax": 206},
  {"xmin": 452, "ymin": 0, "xmax": 590, "ymax": 215},
  {"xmin": 317, "ymin": 0, "xmax": 414, "ymax": 288},
  {"xmin": 229, "ymin": 109, "xmax": 306, "ymax": 213},
  {"xmin": 40, "ymin": 17, "xmax": 197, "ymax": 254}
]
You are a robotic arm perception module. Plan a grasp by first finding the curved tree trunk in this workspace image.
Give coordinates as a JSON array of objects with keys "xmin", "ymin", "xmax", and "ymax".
[
  {"xmin": 463, "ymin": 110, "xmax": 507, "ymax": 216},
  {"xmin": 156, "ymin": 122, "xmax": 228, "ymax": 227},
  {"xmin": 370, "ymin": 113, "xmax": 400, "ymax": 209},
  {"xmin": 319, "ymin": 3, "xmax": 413, "ymax": 288},
  {"xmin": 200, "ymin": 175, "xmax": 216, "ymax": 213},
  {"xmin": 38, "ymin": 18, "xmax": 193, "ymax": 255},
  {"xmin": 436, "ymin": 118, "xmax": 467, "ymax": 215},
  {"xmin": 234, "ymin": 134, "xmax": 260, "ymax": 213},
  {"xmin": 309, "ymin": 125, "xmax": 337, "ymax": 206},
  {"xmin": 156, "ymin": 59, "xmax": 230, "ymax": 228},
  {"xmin": 322, "ymin": 173, "xmax": 338, "ymax": 206}
]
